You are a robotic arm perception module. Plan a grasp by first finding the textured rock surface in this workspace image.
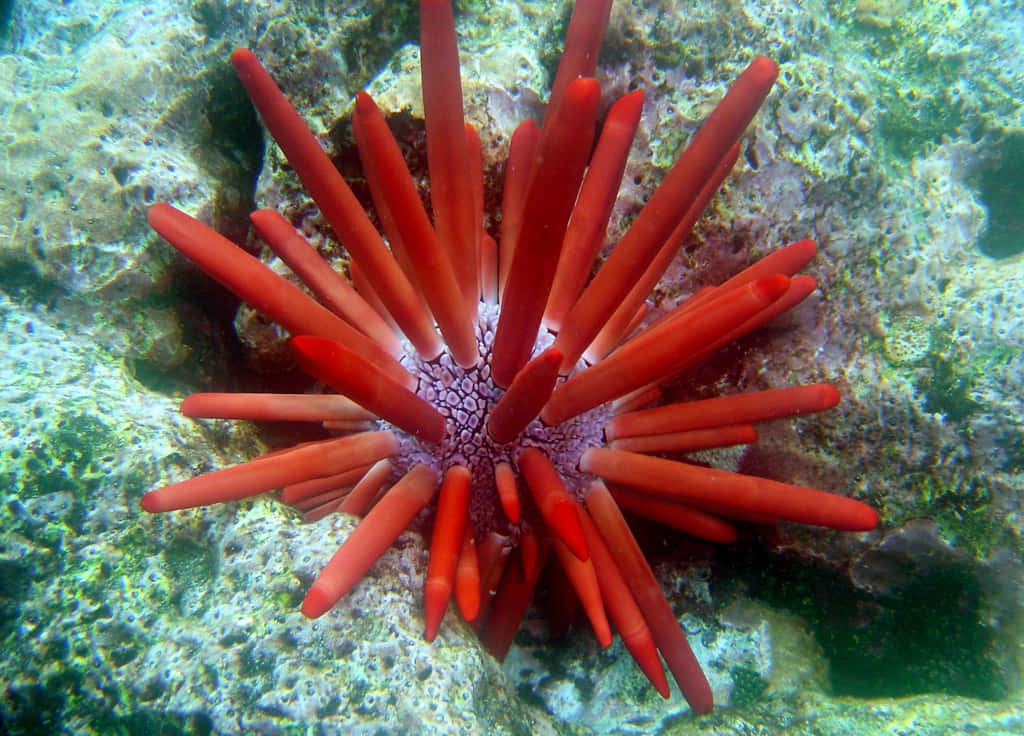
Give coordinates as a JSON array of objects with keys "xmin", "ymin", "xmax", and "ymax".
[
  {"xmin": 0, "ymin": 287, "xmax": 544, "ymax": 733},
  {"xmin": 3, "ymin": 0, "xmax": 1024, "ymax": 734}
]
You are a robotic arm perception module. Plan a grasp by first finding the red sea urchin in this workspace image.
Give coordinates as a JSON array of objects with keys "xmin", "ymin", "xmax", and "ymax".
[{"xmin": 141, "ymin": 0, "xmax": 878, "ymax": 716}]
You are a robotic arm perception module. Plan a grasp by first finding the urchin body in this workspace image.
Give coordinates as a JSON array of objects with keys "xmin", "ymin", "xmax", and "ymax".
[{"xmin": 400, "ymin": 303, "xmax": 609, "ymax": 537}]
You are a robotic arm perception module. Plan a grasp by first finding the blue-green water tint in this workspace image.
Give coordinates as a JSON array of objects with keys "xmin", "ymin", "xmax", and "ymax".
[{"xmin": 2, "ymin": 0, "xmax": 1023, "ymax": 734}]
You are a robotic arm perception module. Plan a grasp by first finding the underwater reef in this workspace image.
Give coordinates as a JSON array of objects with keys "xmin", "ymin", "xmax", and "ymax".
[{"xmin": 1, "ymin": 0, "xmax": 1023, "ymax": 734}]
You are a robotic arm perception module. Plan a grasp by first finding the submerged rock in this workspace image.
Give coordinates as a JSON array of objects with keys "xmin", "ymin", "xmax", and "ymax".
[{"xmin": 2, "ymin": 0, "xmax": 1024, "ymax": 734}]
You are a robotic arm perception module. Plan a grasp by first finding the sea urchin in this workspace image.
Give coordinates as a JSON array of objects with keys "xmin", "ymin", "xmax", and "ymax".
[{"xmin": 141, "ymin": 0, "xmax": 878, "ymax": 715}]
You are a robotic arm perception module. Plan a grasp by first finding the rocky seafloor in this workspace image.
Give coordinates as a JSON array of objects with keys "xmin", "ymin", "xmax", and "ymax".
[{"xmin": 2, "ymin": 0, "xmax": 1023, "ymax": 734}]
